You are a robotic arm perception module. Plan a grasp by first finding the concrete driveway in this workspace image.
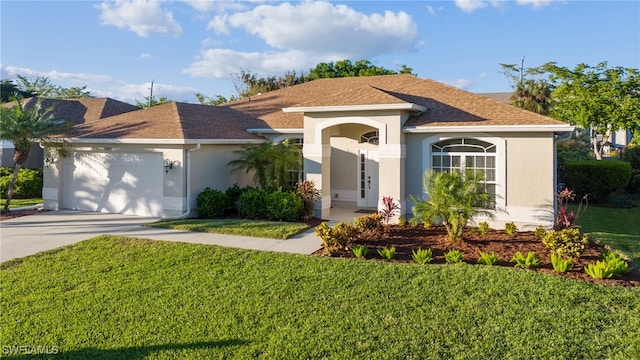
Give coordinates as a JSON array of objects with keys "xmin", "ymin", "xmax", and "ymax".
[
  {"xmin": 0, "ymin": 210, "xmax": 158, "ymax": 262},
  {"xmin": 1, "ymin": 210, "xmax": 323, "ymax": 263}
]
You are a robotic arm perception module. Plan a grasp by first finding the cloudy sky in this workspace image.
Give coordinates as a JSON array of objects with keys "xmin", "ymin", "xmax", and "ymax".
[{"xmin": 1, "ymin": 0, "xmax": 638, "ymax": 104}]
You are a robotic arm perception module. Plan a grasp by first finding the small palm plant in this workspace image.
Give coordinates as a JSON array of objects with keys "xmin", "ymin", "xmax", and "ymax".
[{"xmin": 410, "ymin": 170, "xmax": 494, "ymax": 243}]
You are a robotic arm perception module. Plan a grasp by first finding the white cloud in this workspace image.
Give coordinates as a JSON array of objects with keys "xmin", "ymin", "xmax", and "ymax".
[
  {"xmin": 92, "ymin": 82, "xmax": 198, "ymax": 104},
  {"xmin": 455, "ymin": 0, "xmax": 488, "ymax": 13},
  {"xmin": 139, "ymin": 53, "xmax": 152, "ymax": 59},
  {"xmin": 209, "ymin": 1, "xmax": 417, "ymax": 56},
  {"xmin": 182, "ymin": 0, "xmax": 250, "ymax": 13},
  {"xmin": 97, "ymin": 0, "xmax": 182, "ymax": 37},
  {"xmin": 444, "ymin": 78, "xmax": 473, "ymax": 89},
  {"xmin": 0, "ymin": 64, "xmax": 113, "ymax": 84},
  {"xmin": 190, "ymin": 1, "xmax": 418, "ymax": 79},
  {"xmin": 456, "ymin": 0, "xmax": 561, "ymax": 12}
]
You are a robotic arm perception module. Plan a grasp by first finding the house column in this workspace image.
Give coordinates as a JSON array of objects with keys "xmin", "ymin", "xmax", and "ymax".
[
  {"xmin": 378, "ymin": 143, "xmax": 405, "ymax": 222},
  {"xmin": 304, "ymin": 127, "xmax": 331, "ymax": 219}
]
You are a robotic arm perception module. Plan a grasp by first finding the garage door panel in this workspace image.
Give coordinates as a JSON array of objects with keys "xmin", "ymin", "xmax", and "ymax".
[{"xmin": 64, "ymin": 152, "xmax": 164, "ymax": 217}]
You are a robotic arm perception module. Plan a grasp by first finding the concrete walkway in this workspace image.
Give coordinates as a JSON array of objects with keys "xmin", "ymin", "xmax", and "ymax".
[{"xmin": 0, "ymin": 210, "xmax": 324, "ymax": 263}]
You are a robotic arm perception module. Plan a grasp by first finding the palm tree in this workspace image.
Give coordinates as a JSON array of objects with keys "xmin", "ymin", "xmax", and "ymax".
[
  {"xmin": 510, "ymin": 78, "xmax": 553, "ymax": 115},
  {"xmin": 0, "ymin": 97, "xmax": 69, "ymax": 212},
  {"xmin": 227, "ymin": 140, "xmax": 301, "ymax": 190}
]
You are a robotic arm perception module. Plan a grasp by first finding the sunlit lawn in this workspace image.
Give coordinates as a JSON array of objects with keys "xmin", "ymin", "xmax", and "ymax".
[
  {"xmin": 148, "ymin": 218, "xmax": 311, "ymax": 240},
  {"xmin": 1, "ymin": 235, "xmax": 639, "ymax": 359},
  {"xmin": 0, "ymin": 198, "xmax": 43, "ymax": 209}
]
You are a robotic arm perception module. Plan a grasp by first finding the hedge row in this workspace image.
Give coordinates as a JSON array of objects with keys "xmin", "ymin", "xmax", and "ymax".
[
  {"xmin": 564, "ymin": 161, "xmax": 632, "ymax": 203},
  {"xmin": 622, "ymin": 145, "xmax": 640, "ymax": 193},
  {"xmin": 0, "ymin": 167, "xmax": 43, "ymax": 199},
  {"xmin": 196, "ymin": 186, "xmax": 304, "ymax": 221}
]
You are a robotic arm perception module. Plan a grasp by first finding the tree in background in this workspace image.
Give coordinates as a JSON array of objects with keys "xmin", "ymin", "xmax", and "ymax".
[
  {"xmin": 1, "ymin": 80, "xmax": 34, "ymax": 102},
  {"xmin": 198, "ymin": 59, "xmax": 414, "ymax": 104},
  {"xmin": 135, "ymin": 96, "xmax": 173, "ymax": 109},
  {"xmin": 0, "ymin": 96, "xmax": 70, "ymax": 212},
  {"xmin": 500, "ymin": 60, "xmax": 552, "ymax": 115},
  {"xmin": 12, "ymin": 75, "xmax": 93, "ymax": 99},
  {"xmin": 543, "ymin": 62, "xmax": 640, "ymax": 160}
]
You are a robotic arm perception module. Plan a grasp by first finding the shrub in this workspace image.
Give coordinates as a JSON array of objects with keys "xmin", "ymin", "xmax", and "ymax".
[
  {"xmin": 225, "ymin": 184, "xmax": 245, "ymax": 214},
  {"xmin": 0, "ymin": 167, "xmax": 43, "ymax": 199},
  {"xmin": 265, "ymin": 190, "xmax": 303, "ymax": 221},
  {"xmin": 550, "ymin": 254, "xmax": 573, "ymax": 273},
  {"xmin": 534, "ymin": 226, "xmax": 547, "ymax": 239},
  {"xmin": 621, "ymin": 145, "xmax": 640, "ymax": 170},
  {"xmin": 351, "ymin": 244, "xmax": 369, "ymax": 259},
  {"xmin": 557, "ymin": 149, "xmax": 592, "ymax": 184},
  {"xmin": 555, "ymin": 187, "xmax": 588, "ymax": 230},
  {"xmin": 602, "ymin": 251, "xmax": 630, "ymax": 276},
  {"xmin": 196, "ymin": 188, "xmax": 230, "ymax": 218},
  {"xmin": 510, "ymin": 251, "xmax": 541, "ymax": 269},
  {"xmin": 565, "ymin": 161, "xmax": 632, "ymax": 203},
  {"xmin": 377, "ymin": 246, "xmax": 396, "ymax": 260},
  {"xmin": 411, "ymin": 248, "xmax": 433, "ymax": 264},
  {"xmin": 444, "ymin": 249, "xmax": 465, "ymax": 264},
  {"xmin": 238, "ymin": 188, "xmax": 269, "ymax": 219},
  {"xmin": 627, "ymin": 172, "xmax": 640, "ymax": 194},
  {"xmin": 542, "ymin": 228, "xmax": 589, "ymax": 258},
  {"xmin": 477, "ymin": 251, "xmax": 499, "ymax": 265},
  {"xmin": 295, "ymin": 180, "xmax": 320, "ymax": 220},
  {"xmin": 398, "ymin": 216, "xmax": 408, "ymax": 227},
  {"xmin": 379, "ymin": 196, "xmax": 401, "ymax": 225},
  {"xmin": 315, "ymin": 221, "xmax": 357, "ymax": 256},
  {"xmin": 410, "ymin": 170, "xmax": 494, "ymax": 243},
  {"xmin": 353, "ymin": 213, "xmax": 384, "ymax": 236},
  {"xmin": 584, "ymin": 261, "xmax": 614, "ymax": 279},
  {"xmin": 504, "ymin": 222, "xmax": 518, "ymax": 236},
  {"xmin": 478, "ymin": 221, "xmax": 489, "ymax": 236}
]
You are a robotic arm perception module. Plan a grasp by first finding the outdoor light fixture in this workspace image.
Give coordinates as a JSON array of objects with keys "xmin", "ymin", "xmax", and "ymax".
[
  {"xmin": 44, "ymin": 156, "xmax": 58, "ymax": 167},
  {"xmin": 163, "ymin": 159, "xmax": 180, "ymax": 173}
]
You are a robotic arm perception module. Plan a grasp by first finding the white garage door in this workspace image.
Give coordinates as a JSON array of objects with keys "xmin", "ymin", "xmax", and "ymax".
[{"xmin": 63, "ymin": 152, "xmax": 164, "ymax": 217}]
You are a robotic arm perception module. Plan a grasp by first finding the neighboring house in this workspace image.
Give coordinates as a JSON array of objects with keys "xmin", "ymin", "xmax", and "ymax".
[
  {"xmin": 1, "ymin": 98, "xmax": 139, "ymax": 168},
  {"xmin": 42, "ymin": 75, "xmax": 573, "ymax": 228}
]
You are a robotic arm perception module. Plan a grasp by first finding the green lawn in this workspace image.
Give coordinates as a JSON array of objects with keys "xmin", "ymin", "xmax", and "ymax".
[
  {"xmin": 148, "ymin": 218, "xmax": 311, "ymax": 240},
  {"xmin": 0, "ymin": 198, "xmax": 42, "ymax": 209},
  {"xmin": 1, "ymin": 235, "xmax": 639, "ymax": 359},
  {"xmin": 573, "ymin": 201, "xmax": 640, "ymax": 268}
]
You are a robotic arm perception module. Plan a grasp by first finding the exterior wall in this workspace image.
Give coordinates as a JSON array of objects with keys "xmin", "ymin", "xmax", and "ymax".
[
  {"xmin": 0, "ymin": 142, "xmax": 43, "ymax": 169},
  {"xmin": 43, "ymin": 142, "xmax": 254, "ymax": 218},
  {"xmin": 405, "ymin": 132, "xmax": 557, "ymax": 229}
]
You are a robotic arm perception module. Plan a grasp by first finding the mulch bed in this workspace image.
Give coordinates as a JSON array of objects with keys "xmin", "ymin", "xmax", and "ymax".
[
  {"xmin": 0, "ymin": 208, "xmax": 49, "ymax": 221},
  {"xmin": 314, "ymin": 224, "xmax": 640, "ymax": 288}
]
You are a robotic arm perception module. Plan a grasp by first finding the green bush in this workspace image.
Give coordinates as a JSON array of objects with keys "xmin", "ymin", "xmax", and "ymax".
[
  {"xmin": 225, "ymin": 184, "xmax": 245, "ymax": 214},
  {"xmin": 621, "ymin": 145, "xmax": 640, "ymax": 170},
  {"xmin": 602, "ymin": 251, "xmax": 630, "ymax": 276},
  {"xmin": 377, "ymin": 246, "xmax": 396, "ymax": 260},
  {"xmin": 444, "ymin": 249, "xmax": 465, "ymax": 264},
  {"xmin": 542, "ymin": 228, "xmax": 589, "ymax": 258},
  {"xmin": 627, "ymin": 172, "xmax": 640, "ymax": 194},
  {"xmin": 353, "ymin": 213, "xmax": 384, "ymax": 236},
  {"xmin": 477, "ymin": 251, "xmax": 499, "ymax": 265},
  {"xmin": 0, "ymin": 167, "xmax": 43, "ymax": 199},
  {"xmin": 557, "ymin": 149, "xmax": 592, "ymax": 183},
  {"xmin": 564, "ymin": 161, "xmax": 632, "ymax": 203},
  {"xmin": 478, "ymin": 221, "xmax": 490, "ymax": 236},
  {"xmin": 265, "ymin": 190, "xmax": 303, "ymax": 221},
  {"xmin": 534, "ymin": 226, "xmax": 547, "ymax": 239},
  {"xmin": 411, "ymin": 248, "xmax": 433, "ymax": 264},
  {"xmin": 196, "ymin": 188, "xmax": 230, "ymax": 218},
  {"xmin": 510, "ymin": 251, "xmax": 541, "ymax": 269},
  {"xmin": 351, "ymin": 245, "xmax": 369, "ymax": 258},
  {"xmin": 238, "ymin": 188, "xmax": 269, "ymax": 219},
  {"xmin": 315, "ymin": 221, "xmax": 357, "ymax": 256},
  {"xmin": 550, "ymin": 254, "xmax": 573, "ymax": 273},
  {"xmin": 584, "ymin": 261, "xmax": 614, "ymax": 279},
  {"xmin": 504, "ymin": 222, "xmax": 518, "ymax": 236}
]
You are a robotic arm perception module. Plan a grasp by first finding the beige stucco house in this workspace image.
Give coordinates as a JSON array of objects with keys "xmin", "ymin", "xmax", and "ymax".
[{"xmin": 42, "ymin": 74, "xmax": 573, "ymax": 228}]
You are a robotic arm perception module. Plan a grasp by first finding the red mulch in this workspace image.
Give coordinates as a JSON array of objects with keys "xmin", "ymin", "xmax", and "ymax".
[{"xmin": 314, "ymin": 224, "xmax": 640, "ymax": 288}]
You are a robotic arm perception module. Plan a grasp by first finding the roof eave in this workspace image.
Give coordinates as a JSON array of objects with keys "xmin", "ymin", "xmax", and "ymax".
[
  {"xmin": 59, "ymin": 138, "xmax": 266, "ymax": 145},
  {"xmin": 403, "ymin": 124, "xmax": 575, "ymax": 134}
]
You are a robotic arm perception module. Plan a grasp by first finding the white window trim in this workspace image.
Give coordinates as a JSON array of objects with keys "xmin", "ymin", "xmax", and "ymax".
[{"xmin": 421, "ymin": 134, "xmax": 506, "ymax": 212}]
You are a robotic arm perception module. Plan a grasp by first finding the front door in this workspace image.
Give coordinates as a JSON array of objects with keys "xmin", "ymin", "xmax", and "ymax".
[{"xmin": 357, "ymin": 149, "xmax": 379, "ymax": 208}]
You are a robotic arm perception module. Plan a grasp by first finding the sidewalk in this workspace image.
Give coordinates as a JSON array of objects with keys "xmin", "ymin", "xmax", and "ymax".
[{"xmin": 0, "ymin": 210, "xmax": 323, "ymax": 263}]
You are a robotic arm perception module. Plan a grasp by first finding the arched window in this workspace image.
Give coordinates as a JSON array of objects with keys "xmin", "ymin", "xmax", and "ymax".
[
  {"xmin": 431, "ymin": 138, "xmax": 497, "ymax": 208},
  {"xmin": 360, "ymin": 130, "xmax": 379, "ymax": 145}
]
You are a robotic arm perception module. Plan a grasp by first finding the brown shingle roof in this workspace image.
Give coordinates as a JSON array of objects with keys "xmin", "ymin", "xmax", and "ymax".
[
  {"xmin": 223, "ymin": 74, "xmax": 566, "ymax": 129},
  {"xmin": 67, "ymin": 102, "xmax": 266, "ymax": 140},
  {"xmin": 11, "ymin": 97, "xmax": 139, "ymax": 125}
]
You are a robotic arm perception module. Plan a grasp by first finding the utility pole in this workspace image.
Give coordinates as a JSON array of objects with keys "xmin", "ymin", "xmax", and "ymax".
[
  {"xmin": 148, "ymin": 80, "xmax": 154, "ymax": 108},
  {"xmin": 519, "ymin": 57, "xmax": 525, "ymax": 83}
]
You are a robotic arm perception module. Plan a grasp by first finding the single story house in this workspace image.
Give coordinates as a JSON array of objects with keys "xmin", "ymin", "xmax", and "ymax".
[{"xmin": 42, "ymin": 74, "xmax": 573, "ymax": 228}]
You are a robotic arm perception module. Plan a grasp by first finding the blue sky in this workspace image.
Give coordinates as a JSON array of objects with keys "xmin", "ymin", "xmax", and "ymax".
[{"xmin": 1, "ymin": 1, "xmax": 638, "ymax": 104}]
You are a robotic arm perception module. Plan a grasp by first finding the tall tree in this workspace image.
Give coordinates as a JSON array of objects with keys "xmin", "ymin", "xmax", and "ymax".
[
  {"xmin": 12, "ymin": 75, "xmax": 93, "ymax": 99},
  {"xmin": 135, "ymin": 96, "xmax": 173, "ymax": 109},
  {"xmin": 0, "ymin": 97, "xmax": 70, "ymax": 212},
  {"xmin": 500, "ymin": 61, "xmax": 552, "ymax": 115},
  {"xmin": 1, "ymin": 80, "xmax": 34, "ymax": 102},
  {"xmin": 542, "ymin": 62, "xmax": 640, "ymax": 160}
]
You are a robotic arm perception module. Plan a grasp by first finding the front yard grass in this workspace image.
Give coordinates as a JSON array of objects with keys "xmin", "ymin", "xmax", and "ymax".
[
  {"xmin": 1, "ymin": 235, "xmax": 639, "ymax": 359},
  {"xmin": 0, "ymin": 198, "xmax": 42, "ymax": 208},
  {"xmin": 573, "ymin": 200, "xmax": 640, "ymax": 268},
  {"xmin": 148, "ymin": 218, "xmax": 311, "ymax": 240}
]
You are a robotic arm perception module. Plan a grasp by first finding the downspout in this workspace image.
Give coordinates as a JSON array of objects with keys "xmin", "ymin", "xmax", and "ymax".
[{"xmin": 163, "ymin": 143, "xmax": 201, "ymax": 220}]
